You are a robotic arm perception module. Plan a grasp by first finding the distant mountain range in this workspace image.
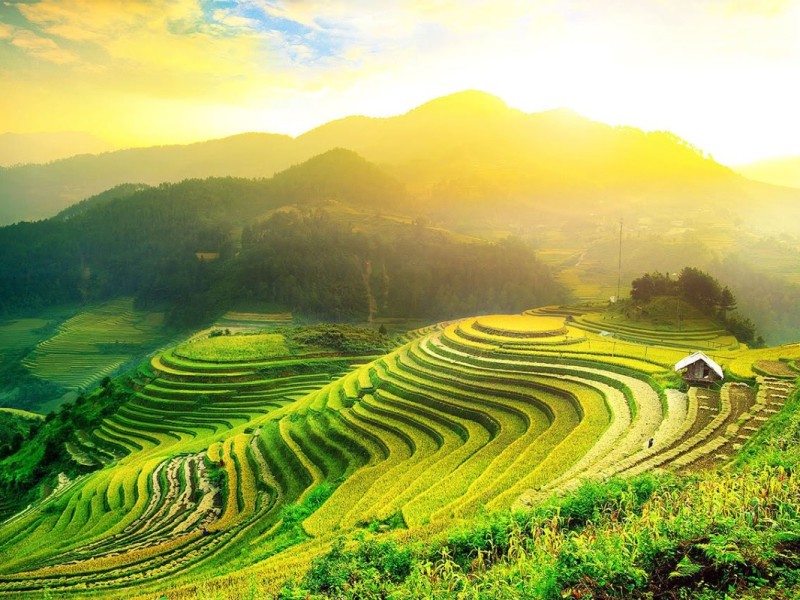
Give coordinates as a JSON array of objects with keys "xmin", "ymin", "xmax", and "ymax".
[
  {"xmin": 1, "ymin": 90, "xmax": 799, "ymax": 232},
  {"xmin": 0, "ymin": 132, "xmax": 114, "ymax": 168},
  {"xmin": 735, "ymin": 155, "xmax": 800, "ymax": 189}
]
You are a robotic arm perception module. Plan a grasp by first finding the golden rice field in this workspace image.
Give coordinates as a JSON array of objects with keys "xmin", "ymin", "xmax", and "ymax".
[{"xmin": 0, "ymin": 309, "xmax": 796, "ymax": 598}]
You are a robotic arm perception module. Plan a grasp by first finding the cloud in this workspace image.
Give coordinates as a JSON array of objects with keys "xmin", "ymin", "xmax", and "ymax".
[
  {"xmin": 0, "ymin": 20, "xmax": 77, "ymax": 64},
  {"xmin": 8, "ymin": 0, "xmax": 267, "ymax": 98},
  {"xmin": 0, "ymin": 21, "xmax": 14, "ymax": 39},
  {"xmin": 211, "ymin": 8, "xmax": 261, "ymax": 30}
]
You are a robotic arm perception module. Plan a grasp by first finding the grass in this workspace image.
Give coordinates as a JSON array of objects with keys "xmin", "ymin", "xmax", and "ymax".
[
  {"xmin": 472, "ymin": 314, "xmax": 567, "ymax": 337},
  {"xmin": 0, "ymin": 318, "xmax": 54, "ymax": 351},
  {"xmin": 0, "ymin": 407, "xmax": 43, "ymax": 419},
  {"xmin": 728, "ymin": 344, "xmax": 800, "ymax": 379}
]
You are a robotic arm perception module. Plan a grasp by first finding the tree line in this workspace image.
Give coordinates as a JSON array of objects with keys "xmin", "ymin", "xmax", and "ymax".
[{"xmin": 630, "ymin": 267, "xmax": 762, "ymax": 345}]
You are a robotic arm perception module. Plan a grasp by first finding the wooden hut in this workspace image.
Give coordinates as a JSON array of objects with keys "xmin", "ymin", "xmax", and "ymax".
[{"xmin": 674, "ymin": 351, "xmax": 723, "ymax": 386}]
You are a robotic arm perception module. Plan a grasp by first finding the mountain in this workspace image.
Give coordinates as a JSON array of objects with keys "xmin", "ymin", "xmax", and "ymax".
[
  {"xmin": 0, "ymin": 132, "xmax": 114, "ymax": 167},
  {"xmin": 297, "ymin": 91, "xmax": 734, "ymax": 194},
  {"xmin": 269, "ymin": 147, "xmax": 405, "ymax": 208},
  {"xmin": 6, "ymin": 90, "xmax": 798, "ymax": 229},
  {"xmin": 735, "ymin": 155, "xmax": 800, "ymax": 189},
  {"xmin": 0, "ymin": 133, "xmax": 300, "ymax": 225}
]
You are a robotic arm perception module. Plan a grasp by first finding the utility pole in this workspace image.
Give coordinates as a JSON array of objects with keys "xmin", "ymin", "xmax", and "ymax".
[{"xmin": 616, "ymin": 218, "xmax": 623, "ymax": 303}]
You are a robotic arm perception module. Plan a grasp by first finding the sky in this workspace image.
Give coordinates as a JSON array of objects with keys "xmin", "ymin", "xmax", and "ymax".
[{"xmin": 1, "ymin": 0, "xmax": 799, "ymax": 165}]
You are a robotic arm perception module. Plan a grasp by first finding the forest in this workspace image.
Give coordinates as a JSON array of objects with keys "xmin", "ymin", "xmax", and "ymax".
[{"xmin": 0, "ymin": 159, "xmax": 563, "ymax": 327}]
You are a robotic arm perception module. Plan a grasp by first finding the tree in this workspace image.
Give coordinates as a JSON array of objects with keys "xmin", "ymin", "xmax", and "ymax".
[
  {"xmin": 717, "ymin": 286, "xmax": 737, "ymax": 318},
  {"xmin": 726, "ymin": 314, "xmax": 757, "ymax": 345},
  {"xmin": 677, "ymin": 267, "xmax": 721, "ymax": 310},
  {"xmin": 630, "ymin": 272, "xmax": 675, "ymax": 302}
]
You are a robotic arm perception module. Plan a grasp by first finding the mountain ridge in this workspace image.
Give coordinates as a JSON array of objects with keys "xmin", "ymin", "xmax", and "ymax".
[
  {"xmin": 0, "ymin": 131, "xmax": 115, "ymax": 168},
  {"xmin": 735, "ymin": 155, "xmax": 800, "ymax": 189},
  {"xmin": 0, "ymin": 90, "xmax": 751, "ymax": 226}
]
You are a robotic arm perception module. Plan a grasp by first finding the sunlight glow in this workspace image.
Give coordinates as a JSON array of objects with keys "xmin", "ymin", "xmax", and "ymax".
[{"xmin": 1, "ymin": 0, "xmax": 799, "ymax": 164}]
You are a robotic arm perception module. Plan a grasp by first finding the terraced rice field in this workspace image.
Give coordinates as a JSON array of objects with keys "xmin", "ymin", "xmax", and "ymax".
[
  {"xmin": 0, "ymin": 311, "xmax": 795, "ymax": 598},
  {"xmin": 566, "ymin": 312, "xmax": 738, "ymax": 351},
  {"xmin": 207, "ymin": 311, "xmax": 294, "ymax": 336},
  {"xmin": 22, "ymin": 298, "xmax": 168, "ymax": 390},
  {"xmin": 0, "ymin": 318, "xmax": 54, "ymax": 352}
]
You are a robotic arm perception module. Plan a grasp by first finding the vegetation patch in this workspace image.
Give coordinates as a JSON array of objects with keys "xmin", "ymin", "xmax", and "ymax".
[
  {"xmin": 285, "ymin": 324, "xmax": 393, "ymax": 355},
  {"xmin": 176, "ymin": 333, "xmax": 290, "ymax": 362}
]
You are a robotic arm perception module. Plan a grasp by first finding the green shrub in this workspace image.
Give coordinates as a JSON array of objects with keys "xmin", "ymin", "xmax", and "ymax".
[
  {"xmin": 279, "ymin": 482, "xmax": 334, "ymax": 531},
  {"xmin": 547, "ymin": 473, "xmax": 669, "ymax": 530},
  {"xmin": 300, "ymin": 537, "xmax": 413, "ymax": 595}
]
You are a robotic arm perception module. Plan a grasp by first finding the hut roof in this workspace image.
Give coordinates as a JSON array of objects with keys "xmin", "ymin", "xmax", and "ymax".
[{"xmin": 674, "ymin": 351, "xmax": 724, "ymax": 379}]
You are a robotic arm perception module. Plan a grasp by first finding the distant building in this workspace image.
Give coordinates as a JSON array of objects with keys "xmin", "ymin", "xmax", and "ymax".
[{"xmin": 674, "ymin": 351, "xmax": 723, "ymax": 385}]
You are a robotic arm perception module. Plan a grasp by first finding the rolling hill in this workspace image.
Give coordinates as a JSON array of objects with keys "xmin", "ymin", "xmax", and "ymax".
[{"xmin": 0, "ymin": 148, "xmax": 563, "ymax": 332}]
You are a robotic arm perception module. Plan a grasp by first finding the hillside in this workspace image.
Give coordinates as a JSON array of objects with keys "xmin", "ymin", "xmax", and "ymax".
[
  {"xmin": 0, "ymin": 408, "xmax": 41, "ymax": 457},
  {"xmin": 0, "ymin": 132, "xmax": 114, "ymax": 168},
  {"xmin": 297, "ymin": 91, "xmax": 733, "ymax": 193},
  {"xmin": 0, "ymin": 133, "xmax": 300, "ymax": 224},
  {"xmin": 0, "ymin": 308, "xmax": 796, "ymax": 598},
  {"xmin": 736, "ymin": 155, "xmax": 800, "ymax": 189},
  {"xmin": 4, "ymin": 91, "xmax": 799, "ymax": 233}
]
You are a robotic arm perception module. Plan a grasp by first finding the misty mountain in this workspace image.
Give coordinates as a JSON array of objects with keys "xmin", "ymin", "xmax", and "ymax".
[
  {"xmin": 297, "ymin": 91, "xmax": 733, "ymax": 192},
  {"xmin": 5, "ymin": 91, "xmax": 799, "ymax": 230},
  {"xmin": 0, "ymin": 148, "xmax": 562, "ymax": 326},
  {"xmin": 0, "ymin": 132, "xmax": 114, "ymax": 168},
  {"xmin": 735, "ymin": 155, "xmax": 800, "ymax": 189},
  {"xmin": 0, "ymin": 133, "xmax": 301, "ymax": 225}
]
